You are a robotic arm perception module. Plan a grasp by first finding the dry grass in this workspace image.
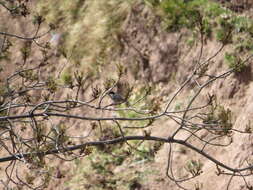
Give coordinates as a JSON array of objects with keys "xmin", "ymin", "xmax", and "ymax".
[{"xmin": 37, "ymin": 0, "xmax": 135, "ymax": 71}]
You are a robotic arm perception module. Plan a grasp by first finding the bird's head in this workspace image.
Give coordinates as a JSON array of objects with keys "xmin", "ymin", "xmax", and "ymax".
[{"xmin": 108, "ymin": 91, "xmax": 115, "ymax": 95}]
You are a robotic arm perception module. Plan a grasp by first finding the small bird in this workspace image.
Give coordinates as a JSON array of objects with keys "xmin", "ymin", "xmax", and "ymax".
[{"xmin": 108, "ymin": 91, "xmax": 125, "ymax": 104}]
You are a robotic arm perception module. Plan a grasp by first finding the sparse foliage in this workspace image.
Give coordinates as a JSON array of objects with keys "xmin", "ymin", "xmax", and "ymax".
[{"xmin": 0, "ymin": 0, "xmax": 253, "ymax": 190}]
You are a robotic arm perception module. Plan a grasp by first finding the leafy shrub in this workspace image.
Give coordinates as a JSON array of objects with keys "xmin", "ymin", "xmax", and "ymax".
[
  {"xmin": 160, "ymin": 0, "xmax": 222, "ymax": 34},
  {"xmin": 161, "ymin": 0, "xmax": 202, "ymax": 31},
  {"xmin": 235, "ymin": 36, "xmax": 253, "ymax": 53},
  {"xmin": 203, "ymin": 99, "xmax": 233, "ymax": 135},
  {"xmin": 224, "ymin": 52, "xmax": 246, "ymax": 72}
]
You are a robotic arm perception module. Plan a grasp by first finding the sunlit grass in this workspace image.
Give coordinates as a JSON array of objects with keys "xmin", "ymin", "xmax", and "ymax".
[{"xmin": 37, "ymin": 0, "xmax": 134, "ymax": 73}]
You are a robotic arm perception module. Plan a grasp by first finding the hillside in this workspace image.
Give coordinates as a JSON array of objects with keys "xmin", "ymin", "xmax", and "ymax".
[{"xmin": 0, "ymin": 0, "xmax": 253, "ymax": 189}]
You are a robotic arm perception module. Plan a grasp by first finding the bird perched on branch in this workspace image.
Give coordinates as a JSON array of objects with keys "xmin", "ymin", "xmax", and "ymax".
[{"xmin": 108, "ymin": 91, "xmax": 125, "ymax": 104}]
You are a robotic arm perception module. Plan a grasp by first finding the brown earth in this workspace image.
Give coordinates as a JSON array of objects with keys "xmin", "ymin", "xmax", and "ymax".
[{"xmin": 1, "ymin": 1, "xmax": 253, "ymax": 190}]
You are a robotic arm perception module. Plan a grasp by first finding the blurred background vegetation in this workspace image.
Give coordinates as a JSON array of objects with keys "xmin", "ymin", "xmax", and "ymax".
[
  {"xmin": 34, "ymin": 0, "xmax": 253, "ymax": 189},
  {"xmin": 1, "ymin": 0, "xmax": 253, "ymax": 189}
]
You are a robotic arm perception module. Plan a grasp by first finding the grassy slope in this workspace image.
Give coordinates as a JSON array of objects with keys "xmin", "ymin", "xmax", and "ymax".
[
  {"xmin": 35, "ymin": 0, "xmax": 253, "ymax": 189},
  {"xmin": 37, "ymin": 0, "xmax": 134, "ymax": 69}
]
